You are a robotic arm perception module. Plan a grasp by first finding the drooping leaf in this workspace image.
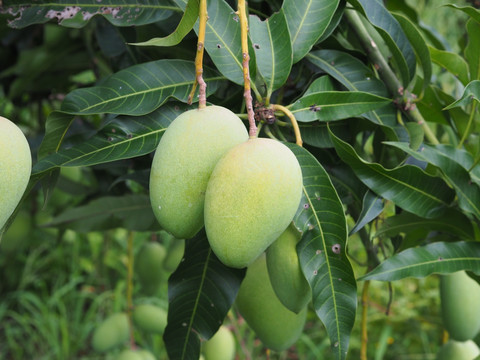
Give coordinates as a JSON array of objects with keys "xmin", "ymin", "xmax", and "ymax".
[
  {"xmin": 33, "ymin": 103, "xmax": 191, "ymax": 175},
  {"xmin": 329, "ymin": 128, "xmax": 455, "ymax": 218},
  {"xmin": 444, "ymin": 4, "xmax": 480, "ymax": 24},
  {"xmin": 349, "ymin": 0, "xmax": 416, "ymax": 86},
  {"xmin": 299, "ymin": 121, "xmax": 350, "ymax": 149},
  {"xmin": 45, "ymin": 194, "xmax": 158, "ymax": 232},
  {"xmin": 283, "ymin": 0, "xmax": 340, "ymax": 63},
  {"xmin": 359, "ymin": 241, "xmax": 480, "ymax": 281},
  {"xmin": 130, "ymin": 0, "xmax": 199, "ymax": 47},
  {"xmin": 349, "ymin": 190, "xmax": 384, "ymax": 235},
  {"xmin": 37, "ymin": 111, "xmax": 75, "ymax": 160},
  {"xmin": 249, "ymin": 10, "xmax": 292, "ymax": 97},
  {"xmin": 444, "ymin": 80, "xmax": 480, "ymax": 110},
  {"xmin": 60, "ymin": 60, "xmax": 222, "ymax": 116},
  {"xmin": 287, "ymin": 143, "xmax": 356, "ymax": 360},
  {"xmin": 289, "ymin": 91, "xmax": 391, "ymax": 122},
  {"xmin": 164, "ymin": 230, "xmax": 245, "ymax": 360},
  {"xmin": 429, "ymin": 46, "xmax": 469, "ymax": 86},
  {"xmin": 4, "ymin": 0, "xmax": 177, "ymax": 28}
]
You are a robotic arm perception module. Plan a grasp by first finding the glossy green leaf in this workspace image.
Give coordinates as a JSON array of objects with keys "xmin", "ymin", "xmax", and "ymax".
[
  {"xmin": 350, "ymin": 0, "xmax": 416, "ymax": 86},
  {"xmin": 329, "ymin": 129, "xmax": 455, "ymax": 218},
  {"xmin": 283, "ymin": 0, "xmax": 340, "ymax": 63},
  {"xmin": 33, "ymin": 103, "xmax": 191, "ymax": 175},
  {"xmin": 305, "ymin": 76, "xmax": 335, "ymax": 95},
  {"xmin": 429, "ymin": 46, "xmax": 469, "ymax": 86},
  {"xmin": 37, "ymin": 111, "xmax": 75, "ymax": 160},
  {"xmin": 130, "ymin": 0, "xmax": 199, "ymax": 47},
  {"xmin": 385, "ymin": 142, "xmax": 480, "ymax": 220},
  {"xmin": 393, "ymin": 13, "xmax": 431, "ymax": 93},
  {"xmin": 317, "ymin": 1, "xmax": 346, "ymax": 44},
  {"xmin": 444, "ymin": 80, "xmax": 480, "ymax": 110},
  {"xmin": 60, "ymin": 60, "xmax": 222, "ymax": 115},
  {"xmin": 45, "ymin": 195, "xmax": 158, "ymax": 232},
  {"xmin": 349, "ymin": 190, "xmax": 384, "ymax": 235},
  {"xmin": 307, "ymin": 50, "xmax": 396, "ymax": 127},
  {"xmin": 4, "ymin": 0, "xmax": 177, "ymax": 28},
  {"xmin": 465, "ymin": 19, "xmax": 480, "ymax": 81},
  {"xmin": 299, "ymin": 121, "xmax": 349, "ymax": 149},
  {"xmin": 359, "ymin": 241, "xmax": 480, "ymax": 281},
  {"xmin": 164, "ymin": 230, "xmax": 245, "ymax": 360},
  {"xmin": 289, "ymin": 91, "xmax": 391, "ymax": 122},
  {"xmin": 249, "ymin": 10, "xmax": 292, "ymax": 97},
  {"xmin": 444, "ymin": 4, "xmax": 480, "ymax": 24},
  {"xmin": 287, "ymin": 143, "xmax": 356, "ymax": 360}
]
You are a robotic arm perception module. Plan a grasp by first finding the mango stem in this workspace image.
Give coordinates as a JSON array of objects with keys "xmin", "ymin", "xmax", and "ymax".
[{"xmin": 271, "ymin": 104, "xmax": 303, "ymax": 147}]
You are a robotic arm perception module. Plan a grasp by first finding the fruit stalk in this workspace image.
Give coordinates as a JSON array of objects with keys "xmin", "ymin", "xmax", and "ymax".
[
  {"xmin": 188, "ymin": 0, "xmax": 208, "ymax": 108},
  {"xmin": 237, "ymin": 0, "xmax": 257, "ymax": 138},
  {"xmin": 272, "ymin": 104, "xmax": 303, "ymax": 146}
]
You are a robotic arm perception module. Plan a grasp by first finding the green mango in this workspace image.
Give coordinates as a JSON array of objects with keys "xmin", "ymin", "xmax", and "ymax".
[
  {"xmin": 117, "ymin": 349, "xmax": 144, "ymax": 360},
  {"xmin": 202, "ymin": 325, "xmax": 235, "ymax": 360},
  {"xmin": 150, "ymin": 106, "xmax": 248, "ymax": 239},
  {"xmin": 437, "ymin": 339, "xmax": 480, "ymax": 360},
  {"xmin": 0, "ymin": 117, "xmax": 31, "ymax": 233},
  {"xmin": 205, "ymin": 138, "xmax": 302, "ymax": 269},
  {"xmin": 91, "ymin": 312, "xmax": 129, "ymax": 352},
  {"xmin": 0, "ymin": 210, "xmax": 32, "ymax": 253},
  {"xmin": 440, "ymin": 271, "xmax": 480, "ymax": 341},
  {"xmin": 132, "ymin": 304, "xmax": 167, "ymax": 334},
  {"xmin": 236, "ymin": 254, "xmax": 307, "ymax": 352},
  {"xmin": 163, "ymin": 238, "xmax": 185, "ymax": 272},
  {"xmin": 137, "ymin": 349, "xmax": 157, "ymax": 360},
  {"xmin": 266, "ymin": 224, "xmax": 311, "ymax": 313},
  {"xmin": 135, "ymin": 242, "xmax": 166, "ymax": 295}
]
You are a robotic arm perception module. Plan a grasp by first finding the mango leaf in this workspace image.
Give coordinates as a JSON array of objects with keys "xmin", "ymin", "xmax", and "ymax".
[
  {"xmin": 289, "ymin": 91, "xmax": 391, "ymax": 122},
  {"xmin": 44, "ymin": 195, "xmax": 158, "ymax": 232},
  {"xmin": 130, "ymin": 0, "xmax": 199, "ymax": 47},
  {"xmin": 33, "ymin": 103, "xmax": 191, "ymax": 175},
  {"xmin": 444, "ymin": 4, "xmax": 480, "ymax": 24},
  {"xmin": 305, "ymin": 76, "xmax": 335, "ymax": 95},
  {"xmin": 287, "ymin": 143, "xmax": 356, "ymax": 360},
  {"xmin": 385, "ymin": 142, "xmax": 480, "ymax": 220},
  {"xmin": 359, "ymin": 241, "xmax": 480, "ymax": 281},
  {"xmin": 4, "ymin": 0, "xmax": 176, "ymax": 28},
  {"xmin": 164, "ymin": 230, "xmax": 245, "ymax": 360},
  {"xmin": 249, "ymin": 10, "xmax": 292, "ymax": 97},
  {"xmin": 350, "ymin": 0, "xmax": 416, "ymax": 86},
  {"xmin": 376, "ymin": 209, "xmax": 475, "ymax": 242},
  {"xmin": 349, "ymin": 190, "xmax": 384, "ymax": 235},
  {"xmin": 37, "ymin": 111, "xmax": 75, "ymax": 160},
  {"xmin": 465, "ymin": 19, "xmax": 480, "ymax": 81},
  {"xmin": 329, "ymin": 129, "xmax": 455, "ymax": 218},
  {"xmin": 60, "ymin": 60, "xmax": 222, "ymax": 115},
  {"xmin": 428, "ymin": 46, "xmax": 469, "ymax": 86},
  {"xmin": 444, "ymin": 80, "xmax": 480, "ymax": 110},
  {"xmin": 393, "ymin": 13, "xmax": 431, "ymax": 93},
  {"xmin": 283, "ymin": 0, "xmax": 340, "ymax": 63},
  {"xmin": 299, "ymin": 121, "xmax": 350, "ymax": 149},
  {"xmin": 306, "ymin": 50, "xmax": 396, "ymax": 127}
]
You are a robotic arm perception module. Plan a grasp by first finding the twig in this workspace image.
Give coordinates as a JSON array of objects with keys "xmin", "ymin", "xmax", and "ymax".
[
  {"xmin": 237, "ymin": 0, "xmax": 257, "ymax": 138},
  {"xmin": 187, "ymin": 0, "xmax": 208, "ymax": 108},
  {"xmin": 271, "ymin": 104, "xmax": 303, "ymax": 146}
]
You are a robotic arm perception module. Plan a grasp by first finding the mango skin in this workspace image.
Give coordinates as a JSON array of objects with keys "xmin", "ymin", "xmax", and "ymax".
[
  {"xmin": 437, "ymin": 339, "xmax": 480, "ymax": 360},
  {"xmin": 205, "ymin": 138, "xmax": 302, "ymax": 268},
  {"xmin": 202, "ymin": 325, "xmax": 235, "ymax": 360},
  {"xmin": 236, "ymin": 254, "xmax": 307, "ymax": 352},
  {"xmin": 132, "ymin": 304, "xmax": 167, "ymax": 334},
  {"xmin": 163, "ymin": 238, "xmax": 185, "ymax": 272},
  {"xmin": 91, "ymin": 312, "xmax": 129, "ymax": 352},
  {"xmin": 440, "ymin": 271, "xmax": 480, "ymax": 341},
  {"xmin": 149, "ymin": 106, "xmax": 248, "ymax": 239},
  {"xmin": 135, "ymin": 242, "xmax": 166, "ymax": 295},
  {"xmin": 117, "ymin": 349, "xmax": 144, "ymax": 360},
  {"xmin": 0, "ymin": 117, "xmax": 31, "ymax": 232},
  {"xmin": 266, "ymin": 224, "xmax": 311, "ymax": 313}
]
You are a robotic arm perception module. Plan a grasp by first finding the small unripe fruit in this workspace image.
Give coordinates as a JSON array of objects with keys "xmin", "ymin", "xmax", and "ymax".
[
  {"xmin": 163, "ymin": 238, "xmax": 185, "ymax": 272},
  {"xmin": 135, "ymin": 242, "xmax": 166, "ymax": 295},
  {"xmin": 137, "ymin": 349, "xmax": 156, "ymax": 360},
  {"xmin": 117, "ymin": 349, "xmax": 144, "ymax": 360},
  {"xmin": 437, "ymin": 339, "xmax": 480, "ymax": 360},
  {"xmin": 133, "ymin": 304, "xmax": 167, "ymax": 334},
  {"xmin": 236, "ymin": 254, "xmax": 307, "ymax": 352},
  {"xmin": 266, "ymin": 224, "xmax": 311, "ymax": 313},
  {"xmin": 440, "ymin": 271, "xmax": 480, "ymax": 341},
  {"xmin": 0, "ymin": 117, "xmax": 31, "ymax": 232},
  {"xmin": 91, "ymin": 312, "xmax": 129, "ymax": 352},
  {"xmin": 202, "ymin": 325, "xmax": 235, "ymax": 360},
  {"xmin": 150, "ymin": 106, "xmax": 248, "ymax": 239},
  {"xmin": 205, "ymin": 138, "xmax": 302, "ymax": 268}
]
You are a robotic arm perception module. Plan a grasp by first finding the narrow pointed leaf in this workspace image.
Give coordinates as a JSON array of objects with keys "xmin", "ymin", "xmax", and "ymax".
[
  {"xmin": 249, "ymin": 10, "xmax": 292, "ymax": 96},
  {"xmin": 60, "ymin": 60, "xmax": 222, "ymax": 116},
  {"xmin": 465, "ymin": 19, "xmax": 480, "ymax": 80},
  {"xmin": 164, "ymin": 230, "xmax": 245, "ymax": 360},
  {"xmin": 5, "ymin": 0, "xmax": 177, "ymax": 29},
  {"xmin": 444, "ymin": 80, "xmax": 480, "ymax": 109},
  {"xmin": 286, "ymin": 143, "xmax": 356, "ymax": 360},
  {"xmin": 429, "ymin": 46, "xmax": 469, "ymax": 86},
  {"xmin": 33, "ymin": 103, "xmax": 191, "ymax": 175},
  {"xmin": 329, "ymin": 128, "xmax": 455, "ymax": 218},
  {"xmin": 359, "ymin": 241, "xmax": 480, "ymax": 281},
  {"xmin": 130, "ymin": 0, "xmax": 199, "ymax": 47},
  {"xmin": 289, "ymin": 91, "xmax": 391, "ymax": 122},
  {"xmin": 283, "ymin": 0, "xmax": 340, "ymax": 63},
  {"xmin": 445, "ymin": 4, "xmax": 480, "ymax": 24},
  {"xmin": 349, "ymin": 190, "xmax": 384, "ymax": 235}
]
